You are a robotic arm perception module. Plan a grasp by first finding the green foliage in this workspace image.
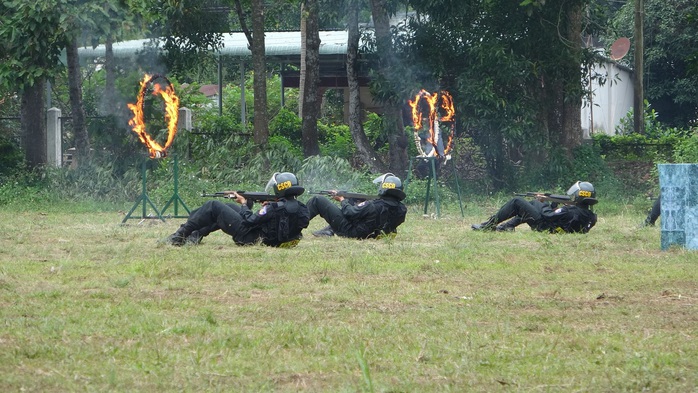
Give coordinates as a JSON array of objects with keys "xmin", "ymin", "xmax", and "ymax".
[
  {"xmin": 0, "ymin": 170, "xmax": 49, "ymax": 206},
  {"xmin": 142, "ymin": 0, "xmax": 228, "ymax": 78},
  {"xmin": 593, "ymin": 133, "xmax": 678, "ymax": 162},
  {"xmin": 0, "ymin": 0, "xmax": 70, "ymax": 90},
  {"xmin": 400, "ymin": 0, "xmax": 605, "ymax": 190},
  {"xmin": 673, "ymin": 128, "xmax": 698, "ymax": 163},
  {"xmin": 319, "ymin": 123, "xmax": 355, "ymax": 159},
  {"xmin": 590, "ymin": 101, "xmax": 690, "ymax": 163},
  {"xmin": 362, "ymin": 112, "xmax": 388, "ymax": 153},
  {"xmin": 268, "ymin": 135, "xmax": 303, "ymax": 160},
  {"xmin": 609, "ymin": 0, "xmax": 698, "ymax": 128},
  {"xmin": 269, "ymin": 108, "xmax": 302, "ymax": 145},
  {"xmin": 196, "ymin": 112, "xmax": 244, "ymax": 138},
  {"xmin": 615, "ymin": 101, "xmax": 691, "ymax": 139},
  {"xmin": 0, "ymin": 135, "xmax": 24, "ymax": 182}
]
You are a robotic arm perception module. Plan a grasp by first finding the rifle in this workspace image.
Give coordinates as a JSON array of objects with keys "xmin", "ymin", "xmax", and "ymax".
[
  {"xmin": 201, "ymin": 190, "xmax": 278, "ymax": 204},
  {"xmin": 310, "ymin": 190, "xmax": 377, "ymax": 200},
  {"xmin": 514, "ymin": 192, "xmax": 573, "ymax": 205}
]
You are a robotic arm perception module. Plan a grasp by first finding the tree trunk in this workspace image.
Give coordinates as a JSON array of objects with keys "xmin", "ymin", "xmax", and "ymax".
[
  {"xmin": 67, "ymin": 39, "xmax": 90, "ymax": 164},
  {"xmin": 385, "ymin": 106, "xmax": 408, "ymax": 173},
  {"xmin": 300, "ymin": 0, "xmax": 321, "ymax": 156},
  {"xmin": 346, "ymin": 0, "xmax": 386, "ymax": 172},
  {"xmin": 251, "ymin": 0, "xmax": 269, "ymax": 146},
  {"xmin": 20, "ymin": 79, "xmax": 47, "ymax": 169},
  {"xmin": 369, "ymin": 0, "xmax": 408, "ymax": 174},
  {"xmin": 298, "ymin": 1, "xmax": 306, "ymax": 116},
  {"xmin": 103, "ymin": 33, "xmax": 116, "ymax": 116},
  {"xmin": 633, "ymin": 0, "xmax": 645, "ymax": 134},
  {"xmin": 560, "ymin": 1, "xmax": 584, "ymax": 153}
]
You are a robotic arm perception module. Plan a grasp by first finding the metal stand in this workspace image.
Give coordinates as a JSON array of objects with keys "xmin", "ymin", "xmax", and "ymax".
[
  {"xmin": 404, "ymin": 156, "xmax": 464, "ymax": 218},
  {"xmin": 121, "ymin": 159, "xmax": 165, "ymax": 223},
  {"xmin": 160, "ymin": 154, "xmax": 191, "ymax": 218}
]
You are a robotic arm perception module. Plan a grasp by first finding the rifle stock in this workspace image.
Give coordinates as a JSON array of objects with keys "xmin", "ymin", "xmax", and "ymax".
[
  {"xmin": 515, "ymin": 192, "xmax": 572, "ymax": 204},
  {"xmin": 311, "ymin": 190, "xmax": 377, "ymax": 200}
]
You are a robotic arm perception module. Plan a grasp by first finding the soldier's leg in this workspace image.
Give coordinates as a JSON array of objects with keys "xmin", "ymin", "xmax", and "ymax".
[
  {"xmin": 473, "ymin": 197, "xmax": 541, "ymax": 231},
  {"xmin": 496, "ymin": 217, "xmax": 522, "ymax": 231},
  {"xmin": 306, "ymin": 196, "xmax": 350, "ymax": 234},
  {"xmin": 645, "ymin": 196, "xmax": 661, "ymax": 226},
  {"xmin": 167, "ymin": 201, "xmax": 242, "ymax": 245}
]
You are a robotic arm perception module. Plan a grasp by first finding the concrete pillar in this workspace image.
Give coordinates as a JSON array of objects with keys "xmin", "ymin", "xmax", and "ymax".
[
  {"xmin": 46, "ymin": 107, "xmax": 62, "ymax": 167},
  {"xmin": 178, "ymin": 107, "xmax": 192, "ymax": 131},
  {"xmin": 658, "ymin": 163, "xmax": 698, "ymax": 250}
]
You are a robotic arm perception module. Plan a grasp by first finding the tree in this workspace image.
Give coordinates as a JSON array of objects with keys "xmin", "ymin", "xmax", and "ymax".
[
  {"xmin": 404, "ymin": 0, "xmax": 597, "ymax": 188},
  {"xmin": 143, "ymin": 0, "xmax": 228, "ymax": 78},
  {"xmin": 0, "ymin": 0, "xmax": 69, "ymax": 169},
  {"xmin": 65, "ymin": 0, "xmax": 142, "ymax": 166},
  {"xmin": 369, "ymin": 0, "xmax": 409, "ymax": 174},
  {"xmin": 234, "ymin": 0, "xmax": 270, "ymax": 146},
  {"xmin": 346, "ymin": 0, "xmax": 387, "ymax": 172},
  {"xmin": 611, "ymin": 0, "xmax": 698, "ymax": 128},
  {"xmin": 66, "ymin": 38, "xmax": 90, "ymax": 163},
  {"xmin": 299, "ymin": 0, "xmax": 321, "ymax": 156}
]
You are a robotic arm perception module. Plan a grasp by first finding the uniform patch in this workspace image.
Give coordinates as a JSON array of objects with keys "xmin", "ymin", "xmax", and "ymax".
[
  {"xmin": 258, "ymin": 205, "xmax": 269, "ymax": 215},
  {"xmin": 358, "ymin": 201, "xmax": 368, "ymax": 207}
]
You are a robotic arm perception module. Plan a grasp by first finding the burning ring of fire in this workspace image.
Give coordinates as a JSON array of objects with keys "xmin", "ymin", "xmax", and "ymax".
[
  {"xmin": 127, "ymin": 74, "xmax": 180, "ymax": 159},
  {"xmin": 408, "ymin": 89, "xmax": 455, "ymax": 158}
]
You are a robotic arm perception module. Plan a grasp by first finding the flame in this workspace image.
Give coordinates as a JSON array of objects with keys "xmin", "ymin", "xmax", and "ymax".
[
  {"xmin": 407, "ymin": 89, "xmax": 456, "ymax": 157},
  {"xmin": 127, "ymin": 74, "xmax": 180, "ymax": 158}
]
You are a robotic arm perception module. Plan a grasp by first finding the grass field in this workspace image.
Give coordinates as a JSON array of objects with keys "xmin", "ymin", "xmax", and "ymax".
[{"xmin": 0, "ymin": 199, "xmax": 695, "ymax": 392}]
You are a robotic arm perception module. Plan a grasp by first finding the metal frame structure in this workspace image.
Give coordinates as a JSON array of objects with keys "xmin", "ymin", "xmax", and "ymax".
[{"xmin": 404, "ymin": 156, "xmax": 464, "ymax": 219}]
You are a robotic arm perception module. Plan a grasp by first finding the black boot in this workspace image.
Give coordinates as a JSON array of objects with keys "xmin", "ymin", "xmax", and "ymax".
[
  {"xmin": 186, "ymin": 230, "xmax": 203, "ymax": 245},
  {"xmin": 165, "ymin": 225, "xmax": 190, "ymax": 246},
  {"xmin": 471, "ymin": 217, "xmax": 496, "ymax": 231},
  {"xmin": 313, "ymin": 225, "xmax": 335, "ymax": 237},
  {"xmin": 496, "ymin": 223, "xmax": 515, "ymax": 232}
]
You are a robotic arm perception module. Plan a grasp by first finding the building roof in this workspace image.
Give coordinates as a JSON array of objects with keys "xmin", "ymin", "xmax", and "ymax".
[{"xmin": 79, "ymin": 30, "xmax": 353, "ymax": 61}]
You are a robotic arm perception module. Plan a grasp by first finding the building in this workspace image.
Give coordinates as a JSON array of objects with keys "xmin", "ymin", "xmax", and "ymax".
[{"xmin": 581, "ymin": 55, "xmax": 635, "ymax": 138}]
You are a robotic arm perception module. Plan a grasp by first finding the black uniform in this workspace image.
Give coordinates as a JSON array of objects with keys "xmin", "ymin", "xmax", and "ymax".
[
  {"xmin": 171, "ymin": 198, "xmax": 310, "ymax": 246},
  {"xmin": 644, "ymin": 195, "xmax": 661, "ymax": 226},
  {"xmin": 307, "ymin": 195, "xmax": 407, "ymax": 239},
  {"xmin": 479, "ymin": 197, "xmax": 597, "ymax": 234}
]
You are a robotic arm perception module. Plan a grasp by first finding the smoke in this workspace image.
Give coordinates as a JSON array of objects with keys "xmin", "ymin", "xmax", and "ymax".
[{"xmin": 297, "ymin": 156, "xmax": 370, "ymax": 194}]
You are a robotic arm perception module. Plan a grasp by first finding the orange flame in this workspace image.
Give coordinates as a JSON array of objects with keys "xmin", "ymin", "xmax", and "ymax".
[
  {"xmin": 407, "ymin": 89, "xmax": 456, "ymax": 157},
  {"xmin": 127, "ymin": 74, "xmax": 180, "ymax": 158}
]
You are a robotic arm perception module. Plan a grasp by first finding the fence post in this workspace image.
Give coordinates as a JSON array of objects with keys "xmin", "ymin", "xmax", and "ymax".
[
  {"xmin": 178, "ymin": 107, "xmax": 192, "ymax": 131},
  {"xmin": 46, "ymin": 107, "xmax": 62, "ymax": 167}
]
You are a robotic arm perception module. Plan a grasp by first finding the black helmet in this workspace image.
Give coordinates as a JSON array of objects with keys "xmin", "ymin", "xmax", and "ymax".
[
  {"xmin": 566, "ymin": 181, "xmax": 598, "ymax": 206},
  {"xmin": 265, "ymin": 172, "xmax": 305, "ymax": 197},
  {"xmin": 373, "ymin": 173, "xmax": 406, "ymax": 200}
]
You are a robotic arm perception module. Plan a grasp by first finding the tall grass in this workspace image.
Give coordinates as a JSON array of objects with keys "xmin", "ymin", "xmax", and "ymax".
[{"xmin": 0, "ymin": 200, "xmax": 695, "ymax": 392}]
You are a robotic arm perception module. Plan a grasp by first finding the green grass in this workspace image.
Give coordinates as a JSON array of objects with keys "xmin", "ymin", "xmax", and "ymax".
[{"xmin": 0, "ymin": 200, "xmax": 695, "ymax": 392}]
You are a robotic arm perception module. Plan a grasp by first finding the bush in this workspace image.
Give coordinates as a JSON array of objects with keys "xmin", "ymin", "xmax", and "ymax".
[
  {"xmin": 673, "ymin": 128, "xmax": 698, "ymax": 162},
  {"xmin": 0, "ymin": 135, "xmax": 23, "ymax": 182},
  {"xmin": 269, "ymin": 108, "xmax": 302, "ymax": 144},
  {"xmin": 319, "ymin": 123, "xmax": 354, "ymax": 159}
]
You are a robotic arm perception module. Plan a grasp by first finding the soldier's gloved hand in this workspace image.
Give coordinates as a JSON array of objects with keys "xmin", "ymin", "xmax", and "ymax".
[
  {"xmin": 330, "ymin": 190, "xmax": 344, "ymax": 202},
  {"xmin": 232, "ymin": 192, "xmax": 247, "ymax": 205}
]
